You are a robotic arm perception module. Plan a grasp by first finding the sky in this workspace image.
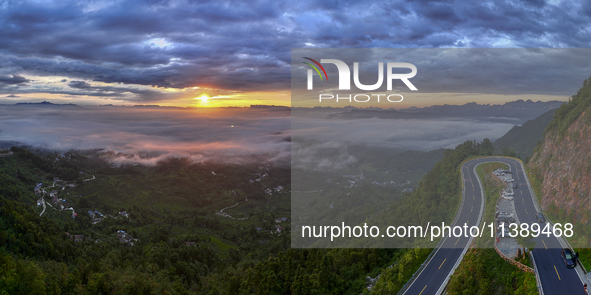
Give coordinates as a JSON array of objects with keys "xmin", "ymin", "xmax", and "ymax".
[{"xmin": 2, "ymin": 0, "xmax": 591, "ymax": 107}]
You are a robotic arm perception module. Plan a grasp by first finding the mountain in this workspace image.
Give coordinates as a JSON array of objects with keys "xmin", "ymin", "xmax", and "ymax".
[
  {"xmin": 12, "ymin": 101, "xmax": 79, "ymax": 107},
  {"xmin": 528, "ymin": 77, "xmax": 591, "ymax": 246},
  {"xmin": 493, "ymin": 108, "xmax": 557, "ymax": 158},
  {"xmin": 326, "ymin": 100, "xmax": 564, "ymax": 125}
]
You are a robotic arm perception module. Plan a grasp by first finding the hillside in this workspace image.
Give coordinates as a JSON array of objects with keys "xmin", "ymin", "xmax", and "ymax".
[
  {"xmin": 528, "ymin": 77, "xmax": 591, "ymax": 245},
  {"xmin": 493, "ymin": 108, "xmax": 558, "ymax": 158}
]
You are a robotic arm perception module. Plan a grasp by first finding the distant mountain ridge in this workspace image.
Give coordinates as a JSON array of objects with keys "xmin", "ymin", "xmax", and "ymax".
[
  {"xmin": 326, "ymin": 99, "xmax": 564, "ymax": 125},
  {"xmin": 10, "ymin": 101, "xmax": 80, "ymax": 107}
]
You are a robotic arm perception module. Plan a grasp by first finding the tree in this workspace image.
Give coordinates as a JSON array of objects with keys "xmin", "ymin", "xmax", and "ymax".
[{"xmin": 479, "ymin": 138, "xmax": 495, "ymax": 156}]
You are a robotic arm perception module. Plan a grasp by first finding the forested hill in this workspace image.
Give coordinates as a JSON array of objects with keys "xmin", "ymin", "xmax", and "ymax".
[
  {"xmin": 528, "ymin": 76, "xmax": 591, "ymax": 247},
  {"xmin": 0, "ymin": 146, "xmax": 403, "ymax": 294},
  {"xmin": 493, "ymin": 108, "xmax": 558, "ymax": 159},
  {"xmin": 0, "ymin": 138, "xmax": 500, "ymax": 294}
]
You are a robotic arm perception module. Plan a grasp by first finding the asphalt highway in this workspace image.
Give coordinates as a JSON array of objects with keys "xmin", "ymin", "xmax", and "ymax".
[
  {"xmin": 503, "ymin": 158, "xmax": 585, "ymax": 295},
  {"xmin": 402, "ymin": 157, "xmax": 585, "ymax": 295},
  {"xmin": 402, "ymin": 158, "xmax": 486, "ymax": 295}
]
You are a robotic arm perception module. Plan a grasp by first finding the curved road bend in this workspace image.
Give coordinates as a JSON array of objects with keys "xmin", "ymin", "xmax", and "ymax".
[
  {"xmin": 402, "ymin": 158, "xmax": 486, "ymax": 295},
  {"xmin": 502, "ymin": 158, "xmax": 585, "ymax": 295}
]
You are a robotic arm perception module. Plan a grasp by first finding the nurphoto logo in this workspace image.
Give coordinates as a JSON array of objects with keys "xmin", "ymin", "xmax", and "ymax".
[
  {"xmin": 303, "ymin": 57, "xmax": 418, "ymax": 103},
  {"xmin": 303, "ymin": 57, "xmax": 418, "ymax": 91}
]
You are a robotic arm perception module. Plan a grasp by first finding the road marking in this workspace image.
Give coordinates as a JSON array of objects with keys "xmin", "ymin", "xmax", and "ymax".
[
  {"xmin": 554, "ymin": 265, "xmax": 561, "ymax": 280},
  {"xmin": 525, "ymin": 209, "xmax": 528, "ymax": 214},
  {"xmin": 520, "ymin": 191, "xmax": 522, "ymax": 195},
  {"xmin": 471, "ymin": 206, "xmax": 473, "ymax": 212},
  {"xmin": 419, "ymin": 285, "xmax": 427, "ymax": 295},
  {"xmin": 542, "ymin": 239, "xmax": 548, "ymax": 249},
  {"xmin": 522, "ymin": 198, "xmax": 524, "ymax": 203},
  {"xmin": 439, "ymin": 258, "xmax": 446, "ymax": 269},
  {"xmin": 473, "ymin": 194, "xmax": 475, "ymax": 200},
  {"xmin": 467, "ymin": 170, "xmax": 474, "ymax": 190},
  {"xmin": 455, "ymin": 237, "xmax": 460, "ymax": 245}
]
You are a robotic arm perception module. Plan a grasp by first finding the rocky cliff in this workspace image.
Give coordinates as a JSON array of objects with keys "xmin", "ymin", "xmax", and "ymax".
[{"xmin": 528, "ymin": 77, "xmax": 591, "ymax": 239}]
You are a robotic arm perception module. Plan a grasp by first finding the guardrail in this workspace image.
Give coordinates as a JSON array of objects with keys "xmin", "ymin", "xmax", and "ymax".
[
  {"xmin": 517, "ymin": 159, "xmax": 591, "ymax": 289},
  {"xmin": 530, "ymin": 250, "xmax": 544, "ymax": 295}
]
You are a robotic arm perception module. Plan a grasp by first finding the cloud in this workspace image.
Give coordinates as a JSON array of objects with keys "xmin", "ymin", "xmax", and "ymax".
[
  {"xmin": 292, "ymin": 48, "xmax": 591, "ymax": 97},
  {"xmin": 292, "ymin": 116, "xmax": 514, "ymax": 152},
  {"xmin": 0, "ymin": 105, "xmax": 291, "ymax": 165},
  {"xmin": 0, "ymin": 75, "xmax": 29, "ymax": 87},
  {"xmin": 0, "ymin": 0, "xmax": 590, "ymax": 103}
]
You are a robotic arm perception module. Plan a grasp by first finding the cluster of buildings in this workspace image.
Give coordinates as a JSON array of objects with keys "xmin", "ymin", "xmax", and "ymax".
[
  {"xmin": 54, "ymin": 153, "xmax": 70, "ymax": 163},
  {"xmin": 34, "ymin": 183, "xmax": 42, "ymax": 196},
  {"xmin": 274, "ymin": 217, "xmax": 289, "ymax": 223},
  {"xmin": 88, "ymin": 210, "xmax": 104, "ymax": 224},
  {"xmin": 117, "ymin": 230, "xmax": 136, "ymax": 245},
  {"xmin": 343, "ymin": 173, "xmax": 365, "ymax": 182},
  {"xmin": 250, "ymin": 171, "xmax": 269, "ymax": 183},
  {"xmin": 49, "ymin": 190, "xmax": 70, "ymax": 210}
]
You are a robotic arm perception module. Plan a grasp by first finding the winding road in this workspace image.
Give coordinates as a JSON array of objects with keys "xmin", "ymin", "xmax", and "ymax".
[
  {"xmin": 503, "ymin": 158, "xmax": 586, "ymax": 295},
  {"xmin": 401, "ymin": 157, "xmax": 586, "ymax": 295},
  {"xmin": 401, "ymin": 157, "xmax": 486, "ymax": 295}
]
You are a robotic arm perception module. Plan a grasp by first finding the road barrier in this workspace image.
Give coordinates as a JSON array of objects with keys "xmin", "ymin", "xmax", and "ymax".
[
  {"xmin": 492, "ymin": 167, "xmax": 534, "ymax": 274},
  {"xmin": 530, "ymin": 250, "xmax": 544, "ymax": 295},
  {"xmin": 494, "ymin": 246, "xmax": 534, "ymax": 273}
]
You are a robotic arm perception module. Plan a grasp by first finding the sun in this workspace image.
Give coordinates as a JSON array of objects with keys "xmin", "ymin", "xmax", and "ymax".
[{"xmin": 196, "ymin": 94, "xmax": 210, "ymax": 103}]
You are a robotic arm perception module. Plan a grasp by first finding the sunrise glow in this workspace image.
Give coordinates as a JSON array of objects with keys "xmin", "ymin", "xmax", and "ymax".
[{"xmin": 197, "ymin": 95, "xmax": 210, "ymax": 103}]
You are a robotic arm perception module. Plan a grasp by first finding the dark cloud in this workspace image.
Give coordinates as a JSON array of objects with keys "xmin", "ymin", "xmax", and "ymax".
[
  {"xmin": 0, "ymin": 74, "xmax": 29, "ymax": 86},
  {"xmin": 68, "ymin": 81, "xmax": 92, "ymax": 89},
  {"xmin": 0, "ymin": 0, "xmax": 590, "ymax": 101},
  {"xmin": 290, "ymin": 48, "xmax": 591, "ymax": 98}
]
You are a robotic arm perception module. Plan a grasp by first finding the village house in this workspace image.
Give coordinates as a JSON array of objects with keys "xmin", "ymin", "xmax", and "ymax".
[
  {"xmin": 274, "ymin": 217, "xmax": 289, "ymax": 223},
  {"xmin": 184, "ymin": 241, "xmax": 196, "ymax": 247},
  {"xmin": 117, "ymin": 230, "xmax": 133, "ymax": 244},
  {"xmin": 88, "ymin": 210, "xmax": 102, "ymax": 223}
]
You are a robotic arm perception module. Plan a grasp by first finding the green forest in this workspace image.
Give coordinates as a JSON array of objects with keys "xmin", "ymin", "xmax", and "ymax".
[{"xmin": 0, "ymin": 137, "xmax": 532, "ymax": 294}]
